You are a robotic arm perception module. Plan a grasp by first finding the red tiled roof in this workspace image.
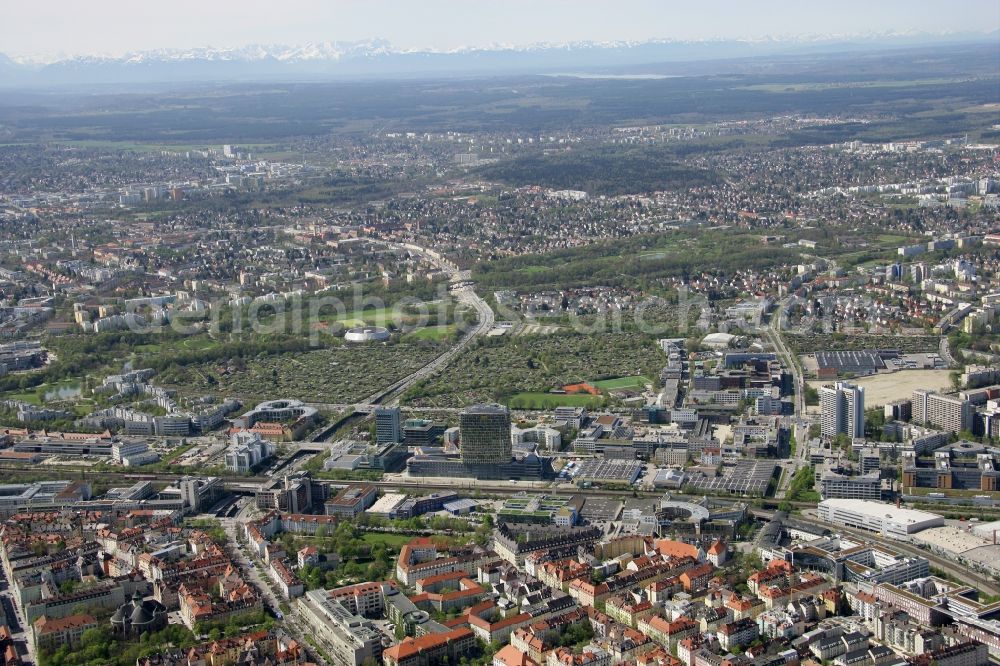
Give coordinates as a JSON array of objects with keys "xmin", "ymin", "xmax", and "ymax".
[
  {"xmin": 383, "ymin": 627, "xmax": 472, "ymax": 661},
  {"xmin": 33, "ymin": 614, "xmax": 97, "ymax": 635}
]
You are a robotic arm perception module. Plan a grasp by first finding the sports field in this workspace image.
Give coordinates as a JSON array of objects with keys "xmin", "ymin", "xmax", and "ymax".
[
  {"xmin": 592, "ymin": 375, "xmax": 651, "ymax": 391},
  {"xmin": 403, "ymin": 325, "xmax": 456, "ymax": 341}
]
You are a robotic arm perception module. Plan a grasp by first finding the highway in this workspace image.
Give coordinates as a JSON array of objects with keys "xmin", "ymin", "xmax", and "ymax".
[
  {"xmin": 764, "ymin": 298, "xmax": 813, "ymax": 500},
  {"xmin": 298, "ymin": 238, "xmax": 494, "ymax": 440},
  {"xmin": 364, "ymin": 284, "xmax": 494, "ymax": 406},
  {"xmin": 360, "ymin": 239, "xmax": 495, "ymax": 407},
  {"xmin": 766, "ymin": 298, "xmax": 806, "ymax": 429},
  {"xmin": 939, "ymin": 336, "xmax": 958, "ymax": 368}
]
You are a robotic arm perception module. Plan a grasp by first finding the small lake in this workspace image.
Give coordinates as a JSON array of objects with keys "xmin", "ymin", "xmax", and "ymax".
[{"xmin": 44, "ymin": 384, "xmax": 82, "ymax": 401}]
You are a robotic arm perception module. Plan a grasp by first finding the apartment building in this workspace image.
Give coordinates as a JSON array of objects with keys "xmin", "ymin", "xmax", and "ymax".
[{"xmin": 912, "ymin": 389, "xmax": 972, "ymax": 433}]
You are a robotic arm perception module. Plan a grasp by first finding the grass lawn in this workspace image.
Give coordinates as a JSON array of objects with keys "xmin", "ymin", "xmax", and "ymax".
[
  {"xmin": 404, "ymin": 325, "xmax": 456, "ymax": 342},
  {"xmin": 4, "ymin": 391, "xmax": 41, "ymax": 405},
  {"xmin": 507, "ymin": 392, "xmax": 605, "ymax": 410},
  {"xmin": 135, "ymin": 336, "xmax": 220, "ymax": 355},
  {"xmin": 309, "ymin": 305, "xmax": 448, "ymax": 331},
  {"xmin": 179, "ymin": 336, "xmax": 222, "ymax": 350},
  {"xmin": 361, "ymin": 532, "xmax": 413, "ymax": 549},
  {"xmin": 591, "ymin": 375, "xmax": 651, "ymax": 391},
  {"xmin": 340, "ymin": 308, "xmax": 393, "ymax": 324}
]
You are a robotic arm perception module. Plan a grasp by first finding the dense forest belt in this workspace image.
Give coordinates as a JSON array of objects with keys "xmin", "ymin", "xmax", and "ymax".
[
  {"xmin": 474, "ymin": 230, "xmax": 801, "ymax": 291},
  {"xmin": 475, "ymin": 147, "xmax": 719, "ymax": 196}
]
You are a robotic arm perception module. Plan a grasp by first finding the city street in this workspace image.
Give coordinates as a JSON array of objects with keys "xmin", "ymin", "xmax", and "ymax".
[
  {"xmin": 218, "ymin": 511, "xmax": 330, "ymax": 666},
  {"xmin": 0, "ymin": 567, "xmax": 33, "ymax": 665}
]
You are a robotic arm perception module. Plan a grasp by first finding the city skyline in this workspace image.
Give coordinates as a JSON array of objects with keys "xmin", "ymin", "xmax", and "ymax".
[{"xmin": 0, "ymin": 5, "xmax": 998, "ymax": 663}]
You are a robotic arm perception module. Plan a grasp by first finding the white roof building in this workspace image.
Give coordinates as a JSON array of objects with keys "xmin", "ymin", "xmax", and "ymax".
[
  {"xmin": 702, "ymin": 332, "xmax": 735, "ymax": 349},
  {"xmin": 367, "ymin": 492, "xmax": 408, "ymax": 516},
  {"xmin": 818, "ymin": 499, "xmax": 944, "ymax": 540}
]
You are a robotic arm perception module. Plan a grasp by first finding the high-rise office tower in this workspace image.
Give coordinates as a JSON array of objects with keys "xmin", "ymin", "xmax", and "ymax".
[
  {"xmin": 459, "ymin": 404, "xmax": 511, "ymax": 465},
  {"xmin": 374, "ymin": 406, "xmax": 402, "ymax": 444}
]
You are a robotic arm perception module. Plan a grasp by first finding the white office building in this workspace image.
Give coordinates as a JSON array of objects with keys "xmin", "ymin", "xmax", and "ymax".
[{"xmin": 224, "ymin": 432, "xmax": 275, "ymax": 473}]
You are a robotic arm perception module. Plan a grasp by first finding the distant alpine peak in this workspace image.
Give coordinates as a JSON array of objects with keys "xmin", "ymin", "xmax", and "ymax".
[
  {"xmin": 6, "ymin": 30, "xmax": 991, "ymax": 67},
  {"xmin": 9, "ymin": 39, "xmax": 396, "ymax": 66}
]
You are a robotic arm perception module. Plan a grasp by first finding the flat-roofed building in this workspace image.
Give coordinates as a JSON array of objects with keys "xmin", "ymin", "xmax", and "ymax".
[
  {"xmin": 820, "ymin": 471, "xmax": 882, "ymax": 500},
  {"xmin": 912, "ymin": 389, "xmax": 972, "ymax": 433},
  {"xmin": 325, "ymin": 485, "xmax": 378, "ymax": 518},
  {"xmin": 375, "ymin": 406, "xmax": 402, "ymax": 444},
  {"xmin": 460, "ymin": 404, "xmax": 511, "ymax": 465},
  {"xmin": 820, "ymin": 382, "xmax": 865, "ymax": 440},
  {"xmin": 297, "ymin": 588, "xmax": 384, "ymax": 666},
  {"xmin": 818, "ymin": 499, "xmax": 943, "ymax": 539}
]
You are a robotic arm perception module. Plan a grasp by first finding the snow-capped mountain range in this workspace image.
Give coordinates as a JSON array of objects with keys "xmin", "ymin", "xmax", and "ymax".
[{"xmin": 0, "ymin": 31, "xmax": 995, "ymax": 86}]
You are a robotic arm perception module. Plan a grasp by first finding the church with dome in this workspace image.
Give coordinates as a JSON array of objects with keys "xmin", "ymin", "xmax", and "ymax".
[{"xmin": 110, "ymin": 590, "xmax": 168, "ymax": 638}]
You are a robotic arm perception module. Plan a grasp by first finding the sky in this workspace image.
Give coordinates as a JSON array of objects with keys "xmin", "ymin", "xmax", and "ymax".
[{"xmin": 3, "ymin": 0, "xmax": 999, "ymax": 60}]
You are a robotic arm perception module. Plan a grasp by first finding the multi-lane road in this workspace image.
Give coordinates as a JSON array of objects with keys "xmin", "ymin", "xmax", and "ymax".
[
  {"xmin": 764, "ymin": 298, "xmax": 814, "ymax": 500},
  {"xmin": 364, "ymin": 283, "xmax": 494, "ymax": 406},
  {"xmin": 359, "ymin": 240, "xmax": 495, "ymax": 407}
]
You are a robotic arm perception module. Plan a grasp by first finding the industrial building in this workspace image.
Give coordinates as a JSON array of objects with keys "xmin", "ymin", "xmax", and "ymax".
[{"xmin": 405, "ymin": 450, "xmax": 554, "ymax": 481}]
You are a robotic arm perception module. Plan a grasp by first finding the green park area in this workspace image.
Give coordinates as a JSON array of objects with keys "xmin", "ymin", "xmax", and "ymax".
[
  {"xmin": 403, "ymin": 324, "xmax": 457, "ymax": 341},
  {"xmin": 361, "ymin": 532, "xmax": 414, "ymax": 549},
  {"xmin": 402, "ymin": 331, "xmax": 664, "ymax": 408}
]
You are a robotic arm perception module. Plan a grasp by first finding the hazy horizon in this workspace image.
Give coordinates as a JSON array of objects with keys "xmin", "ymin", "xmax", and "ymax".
[{"xmin": 3, "ymin": 0, "xmax": 999, "ymax": 61}]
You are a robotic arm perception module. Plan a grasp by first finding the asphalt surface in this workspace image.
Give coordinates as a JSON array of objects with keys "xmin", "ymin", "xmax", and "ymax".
[{"xmin": 360, "ymin": 238, "xmax": 496, "ymax": 407}]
